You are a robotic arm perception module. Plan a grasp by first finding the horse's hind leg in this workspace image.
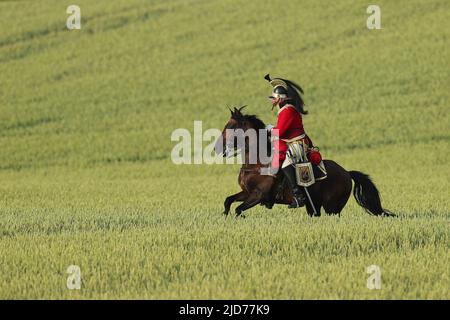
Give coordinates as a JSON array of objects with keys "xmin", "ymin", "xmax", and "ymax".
[
  {"xmin": 323, "ymin": 183, "xmax": 351, "ymax": 216},
  {"xmin": 224, "ymin": 191, "xmax": 247, "ymax": 216},
  {"xmin": 323, "ymin": 192, "xmax": 350, "ymax": 216}
]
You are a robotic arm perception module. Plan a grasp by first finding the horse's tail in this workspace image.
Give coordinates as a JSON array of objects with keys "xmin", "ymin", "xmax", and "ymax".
[{"xmin": 349, "ymin": 171, "xmax": 395, "ymax": 217}]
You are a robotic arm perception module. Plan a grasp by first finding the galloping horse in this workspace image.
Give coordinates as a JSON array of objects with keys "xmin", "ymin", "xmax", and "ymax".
[{"xmin": 215, "ymin": 106, "xmax": 394, "ymax": 218}]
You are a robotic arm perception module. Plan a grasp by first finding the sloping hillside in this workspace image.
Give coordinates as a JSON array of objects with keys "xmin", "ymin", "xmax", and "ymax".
[{"xmin": 0, "ymin": 0, "xmax": 448, "ymax": 299}]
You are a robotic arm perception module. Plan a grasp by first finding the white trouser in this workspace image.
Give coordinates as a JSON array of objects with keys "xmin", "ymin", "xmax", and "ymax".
[{"xmin": 282, "ymin": 140, "xmax": 308, "ymax": 168}]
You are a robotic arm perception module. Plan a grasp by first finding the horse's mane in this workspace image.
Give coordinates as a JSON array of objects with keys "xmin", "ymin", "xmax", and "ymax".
[
  {"xmin": 230, "ymin": 106, "xmax": 266, "ymax": 130},
  {"xmin": 230, "ymin": 106, "xmax": 271, "ymax": 157}
]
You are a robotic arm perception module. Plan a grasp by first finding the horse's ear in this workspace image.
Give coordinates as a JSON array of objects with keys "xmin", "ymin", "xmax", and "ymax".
[
  {"xmin": 228, "ymin": 106, "xmax": 233, "ymax": 116},
  {"xmin": 238, "ymin": 105, "xmax": 247, "ymax": 113}
]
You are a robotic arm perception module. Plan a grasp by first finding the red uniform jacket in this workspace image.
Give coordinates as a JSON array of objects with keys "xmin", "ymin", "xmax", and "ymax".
[{"xmin": 271, "ymin": 104, "xmax": 312, "ymax": 168}]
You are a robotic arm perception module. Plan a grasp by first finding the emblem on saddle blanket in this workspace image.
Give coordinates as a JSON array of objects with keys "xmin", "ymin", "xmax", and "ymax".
[{"xmin": 295, "ymin": 162, "xmax": 315, "ymax": 187}]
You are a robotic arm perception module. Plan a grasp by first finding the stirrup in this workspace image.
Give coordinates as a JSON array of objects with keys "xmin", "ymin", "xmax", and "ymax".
[{"xmin": 288, "ymin": 195, "xmax": 306, "ymax": 208}]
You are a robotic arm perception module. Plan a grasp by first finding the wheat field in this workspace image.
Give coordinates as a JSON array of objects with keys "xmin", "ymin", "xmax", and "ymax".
[{"xmin": 0, "ymin": 0, "xmax": 449, "ymax": 299}]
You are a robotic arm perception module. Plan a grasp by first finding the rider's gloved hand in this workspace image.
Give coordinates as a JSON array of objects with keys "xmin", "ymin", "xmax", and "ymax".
[{"xmin": 260, "ymin": 166, "xmax": 279, "ymax": 177}]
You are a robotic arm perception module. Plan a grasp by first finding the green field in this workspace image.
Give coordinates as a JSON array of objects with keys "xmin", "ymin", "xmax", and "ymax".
[{"xmin": 0, "ymin": 0, "xmax": 449, "ymax": 299}]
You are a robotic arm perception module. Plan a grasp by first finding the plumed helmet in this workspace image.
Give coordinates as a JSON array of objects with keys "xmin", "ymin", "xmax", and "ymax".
[
  {"xmin": 268, "ymin": 79, "xmax": 288, "ymax": 99},
  {"xmin": 264, "ymin": 74, "xmax": 308, "ymax": 115},
  {"xmin": 272, "ymin": 85, "xmax": 288, "ymax": 99}
]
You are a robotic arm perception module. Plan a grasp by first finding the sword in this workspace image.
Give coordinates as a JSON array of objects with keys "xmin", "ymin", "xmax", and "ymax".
[
  {"xmin": 289, "ymin": 151, "xmax": 317, "ymax": 216},
  {"xmin": 303, "ymin": 186, "xmax": 317, "ymax": 216}
]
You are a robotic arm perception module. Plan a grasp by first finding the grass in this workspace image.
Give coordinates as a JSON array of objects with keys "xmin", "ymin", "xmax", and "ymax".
[{"xmin": 0, "ymin": 0, "xmax": 449, "ymax": 299}]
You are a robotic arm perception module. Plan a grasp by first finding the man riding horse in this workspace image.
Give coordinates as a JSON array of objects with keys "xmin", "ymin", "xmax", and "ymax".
[
  {"xmin": 215, "ymin": 76, "xmax": 393, "ymax": 217},
  {"xmin": 264, "ymin": 74, "xmax": 326, "ymax": 209}
]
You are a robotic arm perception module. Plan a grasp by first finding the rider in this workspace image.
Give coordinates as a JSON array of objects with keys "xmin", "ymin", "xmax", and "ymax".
[{"xmin": 265, "ymin": 74, "xmax": 322, "ymax": 208}]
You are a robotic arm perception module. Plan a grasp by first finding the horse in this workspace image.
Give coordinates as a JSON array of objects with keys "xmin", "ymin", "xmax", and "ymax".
[{"xmin": 214, "ymin": 106, "xmax": 394, "ymax": 218}]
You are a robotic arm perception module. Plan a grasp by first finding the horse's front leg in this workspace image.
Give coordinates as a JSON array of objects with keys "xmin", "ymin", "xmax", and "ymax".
[
  {"xmin": 235, "ymin": 191, "xmax": 263, "ymax": 218},
  {"xmin": 224, "ymin": 191, "xmax": 247, "ymax": 216}
]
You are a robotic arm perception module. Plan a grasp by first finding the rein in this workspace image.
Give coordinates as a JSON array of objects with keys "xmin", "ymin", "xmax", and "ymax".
[
  {"xmin": 240, "ymin": 167, "xmax": 260, "ymax": 173},
  {"xmin": 240, "ymin": 164, "xmax": 270, "ymax": 174}
]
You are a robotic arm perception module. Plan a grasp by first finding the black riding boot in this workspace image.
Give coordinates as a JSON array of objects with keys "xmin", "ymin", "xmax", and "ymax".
[{"xmin": 282, "ymin": 165, "xmax": 306, "ymax": 208}]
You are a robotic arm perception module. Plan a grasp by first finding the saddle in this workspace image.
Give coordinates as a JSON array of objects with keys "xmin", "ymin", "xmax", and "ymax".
[{"xmin": 274, "ymin": 161, "xmax": 327, "ymax": 201}]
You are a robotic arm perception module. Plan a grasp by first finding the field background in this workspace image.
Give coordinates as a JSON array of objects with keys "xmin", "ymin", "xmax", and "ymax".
[{"xmin": 0, "ymin": 0, "xmax": 449, "ymax": 299}]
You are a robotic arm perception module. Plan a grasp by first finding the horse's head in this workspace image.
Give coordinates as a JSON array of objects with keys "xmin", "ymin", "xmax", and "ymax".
[{"xmin": 214, "ymin": 106, "xmax": 266, "ymax": 158}]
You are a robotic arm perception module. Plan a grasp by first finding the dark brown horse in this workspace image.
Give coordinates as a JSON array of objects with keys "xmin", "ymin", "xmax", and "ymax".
[{"xmin": 215, "ymin": 107, "xmax": 394, "ymax": 218}]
